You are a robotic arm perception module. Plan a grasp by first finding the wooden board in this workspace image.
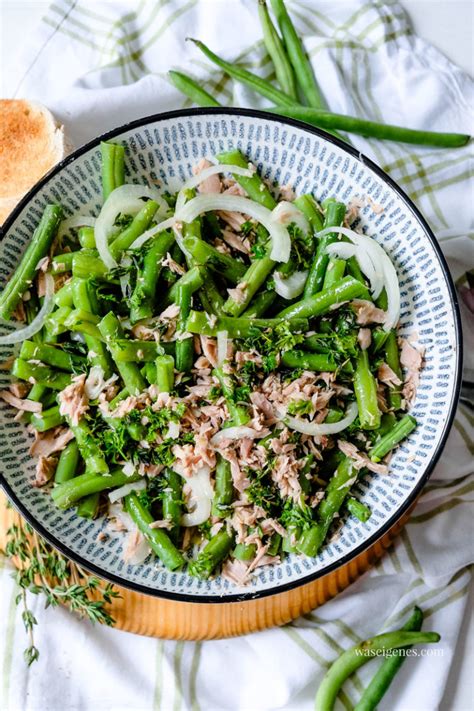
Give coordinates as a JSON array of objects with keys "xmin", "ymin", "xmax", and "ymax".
[{"xmin": 0, "ymin": 491, "xmax": 408, "ymax": 640}]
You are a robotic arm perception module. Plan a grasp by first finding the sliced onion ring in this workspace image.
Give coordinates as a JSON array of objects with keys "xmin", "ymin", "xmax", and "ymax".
[
  {"xmin": 175, "ymin": 194, "xmax": 291, "ymax": 263},
  {"xmin": 217, "ymin": 330, "xmax": 228, "ymax": 365},
  {"xmin": 95, "ymin": 185, "xmax": 167, "ymax": 270},
  {"xmin": 108, "ymin": 477, "xmax": 146, "ymax": 504},
  {"xmin": 279, "ymin": 401, "xmax": 358, "ymax": 436},
  {"xmin": 318, "ymin": 226, "xmax": 399, "ymax": 330},
  {"xmin": 272, "ymin": 201, "xmax": 309, "ymax": 234},
  {"xmin": 175, "ymin": 163, "xmax": 254, "ymax": 213},
  {"xmin": 274, "ymin": 269, "xmax": 308, "ymax": 299},
  {"xmin": 180, "ymin": 465, "xmax": 213, "ymax": 527},
  {"xmin": 57, "ymin": 215, "xmax": 96, "ymax": 241},
  {"xmin": 0, "ymin": 273, "xmax": 55, "ymax": 345},
  {"xmin": 210, "ymin": 425, "xmax": 266, "ymax": 446}
]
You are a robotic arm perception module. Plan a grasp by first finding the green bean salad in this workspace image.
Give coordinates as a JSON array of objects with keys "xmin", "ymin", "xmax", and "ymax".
[{"xmin": 0, "ymin": 144, "xmax": 422, "ymax": 583}]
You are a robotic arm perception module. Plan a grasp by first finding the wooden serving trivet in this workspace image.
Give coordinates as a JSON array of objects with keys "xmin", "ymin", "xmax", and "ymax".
[{"xmin": 0, "ymin": 491, "xmax": 409, "ymax": 640}]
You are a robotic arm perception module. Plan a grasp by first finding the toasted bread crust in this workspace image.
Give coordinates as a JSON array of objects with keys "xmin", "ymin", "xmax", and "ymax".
[{"xmin": 0, "ymin": 100, "xmax": 73, "ymax": 222}]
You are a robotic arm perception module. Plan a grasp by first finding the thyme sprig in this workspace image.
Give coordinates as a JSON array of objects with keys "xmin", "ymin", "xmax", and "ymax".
[{"xmin": 4, "ymin": 518, "xmax": 119, "ymax": 665}]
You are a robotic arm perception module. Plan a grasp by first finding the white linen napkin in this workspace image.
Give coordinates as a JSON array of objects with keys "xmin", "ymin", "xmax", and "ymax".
[{"xmin": 1, "ymin": 2, "xmax": 473, "ymax": 710}]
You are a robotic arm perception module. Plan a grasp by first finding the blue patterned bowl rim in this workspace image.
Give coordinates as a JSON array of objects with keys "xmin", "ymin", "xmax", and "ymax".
[{"xmin": 0, "ymin": 108, "xmax": 463, "ymax": 603}]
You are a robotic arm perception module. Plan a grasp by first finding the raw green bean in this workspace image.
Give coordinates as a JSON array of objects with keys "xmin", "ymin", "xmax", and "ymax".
[
  {"xmin": 278, "ymin": 276, "xmax": 369, "ymax": 320},
  {"xmin": 0, "ymin": 204, "xmax": 63, "ymax": 320},
  {"xmin": 12, "ymin": 359, "xmax": 71, "ymax": 390},
  {"xmin": 188, "ymin": 530, "xmax": 234, "ymax": 579},
  {"xmin": 304, "ymin": 198, "xmax": 346, "ymax": 297},
  {"xmin": 270, "ymin": 0, "xmax": 326, "ymax": 108},
  {"xmin": 189, "ymin": 38, "xmax": 294, "ymax": 107},
  {"xmin": 211, "ymin": 454, "xmax": 233, "ymax": 518},
  {"xmin": 354, "ymin": 350, "xmax": 381, "ymax": 430},
  {"xmin": 125, "ymin": 491, "xmax": 184, "ymax": 571},
  {"xmin": 354, "ymin": 607, "xmax": 423, "ymax": 711},
  {"xmin": 216, "ymin": 149, "xmax": 277, "ymax": 209},
  {"xmin": 52, "ymin": 468, "xmax": 139, "ymax": 509},
  {"xmin": 161, "ymin": 469, "xmax": 183, "ymax": 543},
  {"xmin": 98, "ymin": 312, "xmax": 146, "ymax": 395},
  {"xmin": 174, "ymin": 283, "xmax": 194, "ymax": 373},
  {"xmin": 315, "ymin": 629, "xmax": 440, "ymax": 711},
  {"xmin": 345, "ymin": 497, "xmax": 371, "ymax": 523},
  {"xmin": 19, "ymin": 340, "xmax": 84, "ymax": 372},
  {"xmin": 370, "ymin": 414, "xmax": 417, "ymax": 462},
  {"xmin": 109, "ymin": 200, "xmax": 159, "ymax": 259},
  {"xmin": 168, "ymin": 70, "xmax": 221, "ymax": 107},
  {"xmin": 54, "ymin": 441, "xmax": 80, "ymax": 484},
  {"xmin": 186, "ymin": 311, "xmax": 308, "ymax": 338},
  {"xmin": 281, "ymin": 350, "xmax": 338, "ymax": 372},
  {"xmin": 101, "ymin": 142, "xmax": 125, "ymax": 201},
  {"xmin": 268, "ymin": 106, "xmax": 470, "ymax": 147},
  {"xmin": 258, "ymin": 0, "xmax": 297, "ymax": 99},
  {"xmin": 183, "ymin": 236, "xmax": 246, "ymax": 283}
]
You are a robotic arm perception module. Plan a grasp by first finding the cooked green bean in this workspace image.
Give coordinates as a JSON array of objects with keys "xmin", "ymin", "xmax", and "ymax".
[
  {"xmin": 0, "ymin": 204, "xmax": 62, "ymax": 320},
  {"xmin": 188, "ymin": 530, "xmax": 234, "ymax": 579},
  {"xmin": 278, "ymin": 276, "xmax": 369, "ymax": 320},
  {"xmin": 101, "ymin": 141, "xmax": 125, "ymax": 201},
  {"xmin": 125, "ymin": 491, "xmax": 184, "ymax": 571},
  {"xmin": 52, "ymin": 468, "xmax": 137, "ymax": 509},
  {"xmin": 370, "ymin": 415, "xmax": 417, "ymax": 462},
  {"xmin": 55, "ymin": 441, "xmax": 80, "ymax": 484},
  {"xmin": 186, "ymin": 310, "xmax": 308, "ymax": 338},
  {"xmin": 216, "ymin": 149, "xmax": 277, "ymax": 209}
]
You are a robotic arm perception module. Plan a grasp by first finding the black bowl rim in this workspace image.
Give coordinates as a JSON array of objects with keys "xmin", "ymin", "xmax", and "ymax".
[{"xmin": 0, "ymin": 107, "xmax": 463, "ymax": 604}]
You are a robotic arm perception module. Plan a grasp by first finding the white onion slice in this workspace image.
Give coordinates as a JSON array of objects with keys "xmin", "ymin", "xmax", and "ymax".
[
  {"xmin": 175, "ymin": 164, "xmax": 254, "ymax": 213},
  {"xmin": 95, "ymin": 185, "xmax": 167, "ymax": 270},
  {"xmin": 175, "ymin": 194, "xmax": 291, "ymax": 263},
  {"xmin": 57, "ymin": 215, "xmax": 96, "ymax": 240},
  {"xmin": 279, "ymin": 401, "xmax": 358, "ymax": 436},
  {"xmin": 272, "ymin": 201, "xmax": 309, "ymax": 233},
  {"xmin": 217, "ymin": 330, "xmax": 228, "ymax": 365},
  {"xmin": 325, "ymin": 242, "xmax": 383, "ymax": 299},
  {"xmin": 274, "ymin": 269, "xmax": 308, "ymax": 299},
  {"xmin": 0, "ymin": 273, "xmax": 55, "ymax": 345},
  {"xmin": 318, "ymin": 226, "xmax": 399, "ymax": 330},
  {"xmin": 128, "ymin": 215, "xmax": 177, "ymax": 252},
  {"xmin": 108, "ymin": 477, "xmax": 147, "ymax": 503},
  {"xmin": 180, "ymin": 465, "xmax": 213, "ymax": 527},
  {"xmin": 210, "ymin": 425, "xmax": 265, "ymax": 446},
  {"xmin": 124, "ymin": 532, "xmax": 151, "ymax": 565}
]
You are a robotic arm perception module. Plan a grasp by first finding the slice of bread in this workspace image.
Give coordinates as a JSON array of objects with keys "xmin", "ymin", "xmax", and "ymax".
[{"xmin": 0, "ymin": 100, "xmax": 73, "ymax": 224}]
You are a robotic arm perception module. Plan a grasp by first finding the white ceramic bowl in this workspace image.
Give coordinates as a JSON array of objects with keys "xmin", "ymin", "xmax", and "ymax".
[{"xmin": 0, "ymin": 109, "xmax": 462, "ymax": 602}]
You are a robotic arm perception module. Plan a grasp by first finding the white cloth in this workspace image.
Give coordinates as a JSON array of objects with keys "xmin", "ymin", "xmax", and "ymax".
[{"xmin": 1, "ymin": 2, "xmax": 473, "ymax": 710}]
